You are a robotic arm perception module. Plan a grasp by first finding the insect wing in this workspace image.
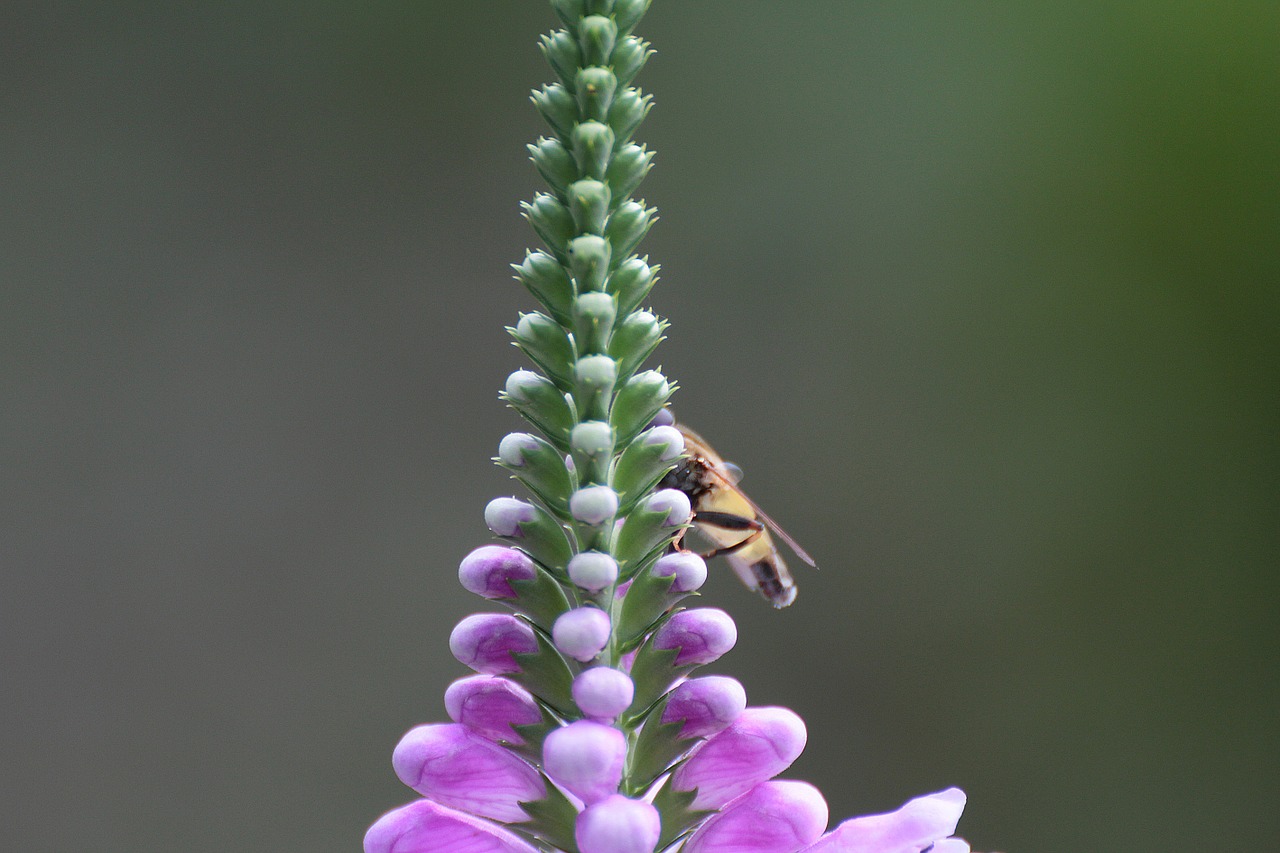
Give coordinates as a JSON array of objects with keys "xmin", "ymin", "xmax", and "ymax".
[{"xmin": 700, "ymin": 461, "xmax": 818, "ymax": 568}]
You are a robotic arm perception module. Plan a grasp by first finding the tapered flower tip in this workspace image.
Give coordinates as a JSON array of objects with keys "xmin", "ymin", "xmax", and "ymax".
[
  {"xmin": 504, "ymin": 369, "xmax": 545, "ymax": 402},
  {"xmin": 444, "ymin": 675, "xmax": 542, "ymax": 745},
  {"xmin": 652, "ymin": 608, "xmax": 737, "ymax": 666},
  {"xmin": 683, "ymin": 780, "xmax": 828, "ymax": 853},
  {"xmin": 552, "ymin": 606, "xmax": 612, "ymax": 662},
  {"xmin": 642, "ymin": 423, "xmax": 684, "ymax": 460},
  {"xmin": 458, "ymin": 545, "xmax": 536, "ymax": 600},
  {"xmin": 646, "ymin": 488, "xmax": 692, "ymax": 527},
  {"xmin": 450, "ymin": 613, "xmax": 538, "ymax": 675},
  {"xmin": 575, "ymin": 795, "xmax": 662, "ymax": 853},
  {"xmin": 573, "ymin": 667, "xmax": 635, "ymax": 720},
  {"xmin": 672, "ymin": 706, "xmax": 808, "ymax": 810},
  {"xmin": 542, "ymin": 720, "xmax": 627, "ymax": 805},
  {"xmin": 653, "ymin": 551, "xmax": 708, "ymax": 593},
  {"xmin": 570, "ymin": 485, "xmax": 620, "ymax": 525},
  {"xmin": 391, "ymin": 724, "xmax": 545, "ymax": 824},
  {"xmin": 568, "ymin": 551, "xmax": 620, "ymax": 592},
  {"xmin": 485, "ymin": 497, "xmax": 537, "ymax": 537},
  {"xmin": 364, "ymin": 799, "xmax": 539, "ymax": 853},
  {"xmin": 647, "ymin": 407, "xmax": 675, "ymax": 428},
  {"xmin": 660, "ymin": 675, "xmax": 747, "ymax": 739},
  {"xmin": 801, "ymin": 788, "xmax": 968, "ymax": 853}
]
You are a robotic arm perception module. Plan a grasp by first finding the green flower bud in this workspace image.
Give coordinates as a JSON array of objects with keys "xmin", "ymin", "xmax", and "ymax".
[
  {"xmin": 504, "ymin": 369, "xmax": 576, "ymax": 448},
  {"xmin": 511, "ymin": 312, "xmax": 577, "ymax": 389},
  {"xmin": 573, "ymin": 355, "xmax": 618, "ymax": 422},
  {"xmin": 578, "ymin": 16, "xmax": 617, "ymax": 68},
  {"xmin": 540, "ymin": 30, "xmax": 583, "ymax": 91},
  {"xmin": 497, "ymin": 432, "xmax": 575, "ymax": 513},
  {"xmin": 613, "ymin": 0, "xmax": 653, "ymax": 34},
  {"xmin": 570, "ymin": 418, "xmax": 616, "ymax": 489},
  {"xmin": 613, "ymin": 489, "xmax": 689, "ymax": 574},
  {"xmin": 608, "ymin": 88, "xmax": 651, "ymax": 145},
  {"xmin": 611, "ymin": 37, "xmax": 652, "ymax": 88},
  {"xmin": 513, "ymin": 251, "xmax": 575, "ymax": 324},
  {"xmin": 567, "ymin": 179, "xmax": 611, "ymax": 235},
  {"xmin": 570, "ymin": 121, "xmax": 616, "ymax": 181},
  {"xmin": 522, "ymin": 193, "xmax": 576, "ymax": 258},
  {"xmin": 608, "ymin": 309, "xmax": 664, "ymax": 380},
  {"xmin": 576, "ymin": 66, "xmax": 618, "ymax": 122},
  {"xmin": 612, "ymin": 423, "xmax": 684, "ymax": 511},
  {"xmin": 568, "ymin": 235, "xmax": 612, "ymax": 293},
  {"xmin": 531, "ymin": 83, "xmax": 578, "ymax": 139},
  {"xmin": 550, "ymin": 0, "xmax": 587, "ymax": 28},
  {"xmin": 605, "ymin": 200, "xmax": 656, "ymax": 259},
  {"xmin": 606, "ymin": 256, "xmax": 657, "ymax": 315},
  {"xmin": 611, "ymin": 369, "xmax": 673, "ymax": 444},
  {"xmin": 573, "ymin": 292, "xmax": 617, "ymax": 355},
  {"xmin": 605, "ymin": 144, "xmax": 653, "ymax": 206},
  {"xmin": 529, "ymin": 137, "xmax": 579, "ymax": 196}
]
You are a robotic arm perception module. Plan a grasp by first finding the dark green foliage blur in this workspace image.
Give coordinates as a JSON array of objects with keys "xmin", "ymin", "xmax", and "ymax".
[{"xmin": 2, "ymin": 2, "xmax": 1275, "ymax": 851}]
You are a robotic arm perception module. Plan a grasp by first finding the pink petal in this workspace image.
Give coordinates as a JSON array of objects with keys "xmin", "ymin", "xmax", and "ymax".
[
  {"xmin": 542, "ymin": 720, "xmax": 626, "ymax": 805},
  {"xmin": 801, "ymin": 787, "xmax": 967, "ymax": 853},
  {"xmin": 682, "ymin": 780, "xmax": 829, "ymax": 853},
  {"xmin": 671, "ymin": 707, "xmax": 807, "ymax": 810},
  {"xmin": 444, "ymin": 675, "xmax": 542, "ymax": 745},
  {"xmin": 364, "ymin": 799, "xmax": 539, "ymax": 853},
  {"xmin": 391, "ymin": 723, "xmax": 545, "ymax": 823},
  {"xmin": 575, "ymin": 794, "xmax": 662, "ymax": 853}
]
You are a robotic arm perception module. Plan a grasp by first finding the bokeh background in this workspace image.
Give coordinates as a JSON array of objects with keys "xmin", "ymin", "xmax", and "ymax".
[{"xmin": 3, "ymin": 2, "xmax": 1277, "ymax": 850}]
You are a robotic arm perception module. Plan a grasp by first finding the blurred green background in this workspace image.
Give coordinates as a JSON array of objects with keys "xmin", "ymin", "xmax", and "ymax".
[{"xmin": 3, "ymin": 2, "xmax": 1277, "ymax": 851}]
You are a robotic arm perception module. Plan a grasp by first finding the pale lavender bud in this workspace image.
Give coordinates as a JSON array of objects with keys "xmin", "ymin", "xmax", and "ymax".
[
  {"xmin": 364, "ymin": 799, "xmax": 538, "ymax": 853},
  {"xmin": 647, "ymin": 408, "xmax": 675, "ymax": 428},
  {"xmin": 573, "ymin": 667, "xmax": 635, "ymax": 720},
  {"xmin": 444, "ymin": 675, "xmax": 542, "ymax": 745},
  {"xmin": 485, "ymin": 497, "xmax": 537, "ymax": 537},
  {"xmin": 682, "ymin": 780, "xmax": 828, "ymax": 853},
  {"xmin": 642, "ymin": 423, "xmax": 684, "ymax": 460},
  {"xmin": 458, "ymin": 545, "xmax": 536, "ymax": 600},
  {"xmin": 570, "ymin": 485, "xmax": 619, "ymax": 525},
  {"xmin": 391, "ymin": 723, "xmax": 545, "ymax": 824},
  {"xmin": 497, "ymin": 432, "xmax": 540, "ymax": 467},
  {"xmin": 653, "ymin": 551, "xmax": 707, "ymax": 593},
  {"xmin": 672, "ymin": 706, "xmax": 808, "ymax": 810},
  {"xmin": 571, "ymin": 420, "xmax": 615, "ymax": 456},
  {"xmin": 542, "ymin": 720, "xmax": 626, "ymax": 805},
  {"xmin": 652, "ymin": 608, "xmax": 737, "ymax": 666},
  {"xmin": 568, "ymin": 551, "xmax": 619, "ymax": 591},
  {"xmin": 450, "ymin": 613, "xmax": 538, "ymax": 675},
  {"xmin": 575, "ymin": 795, "xmax": 662, "ymax": 853},
  {"xmin": 646, "ymin": 488, "xmax": 692, "ymax": 526},
  {"xmin": 504, "ymin": 369, "xmax": 544, "ymax": 402},
  {"xmin": 661, "ymin": 675, "xmax": 747, "ymax": 739},
  {"xmin": 552, "ymin": 606, "xmax": 612, "ymax": 662},
  {"xmin": 802, "ymin": 787, "xmax": 967, "ymax": 853}
]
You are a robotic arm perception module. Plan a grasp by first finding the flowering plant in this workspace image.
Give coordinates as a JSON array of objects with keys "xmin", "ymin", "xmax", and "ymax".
[{"xmin": 365, "ymin": 2, "xmax": 986, "ymax": 851}]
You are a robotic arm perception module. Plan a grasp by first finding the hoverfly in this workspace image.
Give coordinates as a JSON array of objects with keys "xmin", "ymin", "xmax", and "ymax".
[{"xmin": 660, "ymin": 422, "xmax": 817, "ymax": 608}]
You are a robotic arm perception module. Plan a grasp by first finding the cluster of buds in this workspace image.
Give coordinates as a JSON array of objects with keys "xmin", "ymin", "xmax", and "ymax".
[{"xmin": 366, "ymin": 1, "xmax": 983, "ymax": 851}]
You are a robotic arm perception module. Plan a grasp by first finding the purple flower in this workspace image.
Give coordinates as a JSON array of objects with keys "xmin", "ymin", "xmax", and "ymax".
[
  {"xmin": 576, "ymin": 795, "xmax": 662, "ymax": 853},
  {"xmin": 484, "ymin": 497, "xmax": 538, "ymax": 537},
  {"xmin": 801, "ymin": 787, "xmax": 969, "ymax": 853},
  {"xmin": 671, "ymin": 706, "xmax": 808, "ymax": 810},
  {"xmin": 542, "ymin": 720, "xmax": 627, "ymax": 804},
  {"xmin": 683, "ymin": 780, "xmax": 829, "ymax": 853},
  {"xmin": 443, "ymin": 675, "xmax": 542, "ymax": 745},
  {"xmin": 552, "ymin": 606, "xmax": 612, "ymax": 662},
  {"xmin": 391, "ymin": 723, "xmax": 544, "ymax": 823},
  {"xmin": 364, "ymin": 799, "xmax": 538, "ymax": 853},
  {"xmin": 450, "ymin": 613, "xmax": 538, "ymax": 675},
  {"xmin": 653, "ymin": 551, "xmax": 708, "ymax": 593},
  {"xmin": 651, "ymin": 607, "xmax": 737, "ymax": 666},
  {"xmin": 458, "ymin": 545, "xmax": 536, "ymax": 600},
  {"xmin": 660, "ymin": 675, "xmax": 747, "ymax": 738}
]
